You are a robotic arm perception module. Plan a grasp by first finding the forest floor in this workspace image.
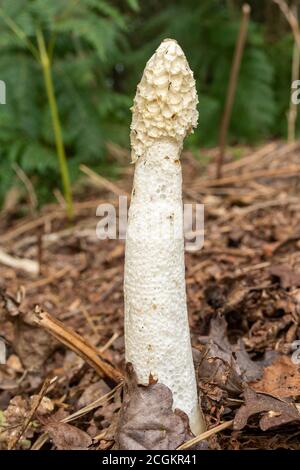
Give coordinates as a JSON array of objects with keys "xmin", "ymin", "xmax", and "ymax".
[{"xmin": 0, "ymin": 140, "xmax": 300, "ymax": 450}]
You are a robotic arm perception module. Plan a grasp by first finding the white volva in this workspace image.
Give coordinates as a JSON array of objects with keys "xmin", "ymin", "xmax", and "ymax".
[{"xmin": 124, "ymin": 39, "xmax": 205, "ymax": 435}]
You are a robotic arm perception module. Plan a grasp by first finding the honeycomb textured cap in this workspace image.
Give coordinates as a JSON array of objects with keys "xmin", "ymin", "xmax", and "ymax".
[{"xmin": 130, "ymin": 39, "xmax": 198, "ymax": 163}]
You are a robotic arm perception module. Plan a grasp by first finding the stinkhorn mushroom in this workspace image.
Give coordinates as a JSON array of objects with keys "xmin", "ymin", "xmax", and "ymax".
[{"xmin": 124, "ymin": 39, "xmax": 205, "ymax": 435}]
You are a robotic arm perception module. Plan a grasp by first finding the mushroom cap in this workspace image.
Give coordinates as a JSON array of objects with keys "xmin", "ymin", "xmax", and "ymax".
[{"xmin": 130, "ymin": 39, "xmax": 198, "ymax": 163}]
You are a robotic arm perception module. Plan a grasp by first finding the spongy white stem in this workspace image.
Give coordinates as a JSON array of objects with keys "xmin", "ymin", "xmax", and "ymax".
[{"xmin": 124, "ymin": 140, "xmax": 204, "ymax": 435}]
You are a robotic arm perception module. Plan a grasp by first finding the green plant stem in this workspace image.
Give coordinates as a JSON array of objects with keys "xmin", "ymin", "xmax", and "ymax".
[
  {"xmin": 36, "ymin": 29, "xmax": 74, "ymax": 220},
  {"xmin": 0, "ymin": 8, "xmax": 40, "ymax": 61}
]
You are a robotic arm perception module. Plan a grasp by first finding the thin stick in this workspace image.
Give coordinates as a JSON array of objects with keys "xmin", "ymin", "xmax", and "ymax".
[
  {"xmin": 177, "ymin": 420, "xmax": 233, "ymax": 450},
  {"xmin": 8, "ymin": 377, "xmax": 56, "ymax": 450},
  {"xmin": 0, "ymin": 249, "xmax": 39, "ymax": 275},
  {"xmin": 216, "ymin": 4, "xmax": 251, "ymax": 179},
  {"xmin": 36, "ymin": 29, "xmax": 74, "ymax": 221},
  {"xmin": 221, "ymin": 141, "xmax": 278, "ymax": 174},
  {"xmin": 26, "ymin": 266, "xmax": 71, "ymax": 291},
  {"xmin": 63, "ymin": 383, "xmax": 122, "ymax": 423},
  {"xmin": 288, "ymin": 4, "xmax": 300, "ymax": 143},
  {"xmin": 80, "ymin": 164, "xmax": 129, "ymax": 197},
  {"xmin": 33, "ymin": 306, "xmax": 123, "ymax": 383},
  {"xmin": 12, "ymin": 163, "xmax": 38, "ymax": 214},
  {"xmin": 81, "ymin": 306, "xmax": 100, "ymax": 337},
  {"xmin": 100, "ymin": 332, "xmax": 119, "ymax": 353},
  {"xmin": 31, "ymin": 382, "xmax": 122, "ymax": 450},
  {"xmin": 273, "ymin": 0, "xmax": 300, "ymax": 50},
  {"xmin": 202, "ymin": 163, "xmax": 300, "ymax": 187},
  {"xmin": 0, "ymin": 199, "xmax": 107, "ymax": 244}
]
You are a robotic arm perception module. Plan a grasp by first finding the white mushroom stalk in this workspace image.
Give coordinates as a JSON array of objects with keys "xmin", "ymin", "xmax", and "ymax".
[{"xmin": 124, "ymin": 39, "xmax": 205, "ymax": 435}]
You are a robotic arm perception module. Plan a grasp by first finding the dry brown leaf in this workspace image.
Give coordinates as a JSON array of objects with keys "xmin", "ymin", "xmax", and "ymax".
[
  {"xmin": 251, "ymin": 355, "xmax": 300, "ymax": 398},
  {"xmin": 199, "ymin": 315, "xmax": 266, "ymax": 384},
  {"xmin": 197, "ymin": 344, "xmax": 243, "ymax": 402},
  {"xmin": 115, "ymin": 364, "xmax": 194, "ymax": 450},
  {"xmin": 233, "ymin": 339, "xmax": 267, "ymax": 383},
  {"xmin": 2, "ymin": 396, "xmax": 30, "ymax": 440},
  {"xmin": 0, "ymin": 287, "xmax": 24, "ymax": 317},
  {"xmin": 0, "ymin": 367, "xmax": 20, "ymax": 391},
  {"xmin": 270, "ymin": 264, "xmax": 300, "ymax": 289},
  {"xmin": 77, "ymin": 380, "xmax": 110, "ymax": 409},
  {"xmin": 14, "ymin": 320, "xmax": 54, "ymax": 371},
  {"xmin": 44, "ymin": 421, "xmax": 92, "ymax": 450},
  {"xmin": 234, "ymin": 387, "xmax": 300, "ymax": 431}
]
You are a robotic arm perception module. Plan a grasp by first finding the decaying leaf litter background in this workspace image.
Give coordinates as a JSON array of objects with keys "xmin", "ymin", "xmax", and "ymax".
[{"xmin": 1, "ymin": 141, "xmax": 300, "ymax": 450}]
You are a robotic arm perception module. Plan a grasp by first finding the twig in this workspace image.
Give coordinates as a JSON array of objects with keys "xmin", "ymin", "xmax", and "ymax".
[
  {"xmin": 0, "ymin": 249, "xmax": 39, "ymax": 275},
  {"xmin": 216, "ymin": 4, "xmax": 251, "ymax": 178},
  {"xmin": 80, "ymin": 164, "xmax": 129, "ymax": 197},
  {"xmin": 81, "ymin": 306, "xmax": 100, "ymax": 337},
  {"xmin": 26, "ymin": 266, "xmax": 71, "ymax": 291},
  {"xmin": 273, "ymin": 0, "xmax": 300, "ymax": 50},
  {"xmin": 0, "ymin": 199, "xmax": 106, "ymax": 244},
  {"xmin": 31, "ymin": 382, "xmax": 122, "ymax": 450},
  {"xmin": 232, "ymin": 261, "xmax": 271, "ymax": 279},
  {"xmin": 272, "ymin": 232, "xmax": 300, "ymax": 254},
  {"xmin": 100, "ymin": 332, "xmax": 119, "ymax": 353},
  {"xmin": 9, "ymin": 377, "xmax": 56, "ymax": 450},
  {"xmin": 234, "ymin": 196, "xmax": 299, "ymax": 217},
  {"xmin": 202, "ymin": 164, "xmax": 300, "ymax": 187},
  {"xmin": 0, "ymin": 214, "xmax": 56, "ymax": 244},
  {"xmin": 33, "ymin": 306, "xmax": 123, "ymax": 383},
  {"xmin": 63, "ymin": 383, "xmax": 122, "ymax": 423},
  {"xmin": 177, "ymin": 420, "xmax": 233, "ymax": 450},
  {"xmin": 12, "ymin": 163, "xmax": 38, "ymax": 214},
  {"xmin": 221, "ymin": 141, "xmax": 279, "ymax": 174},
  {"xmin": 99, "ymin": 276, "xmax": 123, "ymax": 302},
  {"xmin": 53, "ymin": 188, "xmax": 67, "ymax": 209},
  {"xmin": 196, "ymin": 246, "xmax": 255, "ymax": 258}
]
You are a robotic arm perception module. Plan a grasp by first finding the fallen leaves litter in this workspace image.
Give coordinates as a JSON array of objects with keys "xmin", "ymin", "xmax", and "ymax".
[
  {"xmin": 269, "ymin": 264, "xmax": 300, "ymax": 289},
  {"xmin": 43, "ymin": 421, "xmax": 92, "ymax": 450},
  {"xmin": 115, "ymin": 364, "xmax": 198, "ymax": 450},
  {"xmin": 1, "ymin": 141, "xmax": 300, "ymax": 450},
  {"xmin": 251, "ymin": 355, "xmax": 300, "ymax": 398},
  {"xmin": 197, "ymin": 315, "xmax": 267, "ymax": 400},
  {"xmin": 234, "ymin": 387, "xmax": 300, "ymax": 431}
]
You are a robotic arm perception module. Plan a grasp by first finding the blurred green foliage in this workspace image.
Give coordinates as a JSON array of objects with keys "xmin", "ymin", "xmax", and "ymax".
[{"xmin": 0, "ymin": 0, "xmax": 297, "ymax": 205}]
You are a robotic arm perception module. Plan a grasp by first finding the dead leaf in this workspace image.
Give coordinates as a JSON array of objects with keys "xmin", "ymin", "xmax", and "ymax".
[
  {"xmin": 199, "ymin": 315, "xmax": 266, "ymax": 384},
  {"xmin": 1, "ymin": 396, "xmax": 34, "ymax": 447},
  {"xmin": 270, "ymin": 264, "xmax": 300, "ymax": 289},
  {"xmin": 0, "ymin": 287, "xmax": 24, "ymax": 317},
  {"xmin": 251, "ymin": 355, "xmax": 300, "ymax": 398},
  {"xmin": 30, "ymin": 396, "xmax": 54, "ymax": 415},
  {"xmin": 77, "ymin": 380, "xmax": 110, "ymax": 409},
  {"xmin": 234, "ymin": 387, "xmax": 300, "ymax": 431},
  {"xmin": 0, "ymin": 367, "xmax": 20, "ymax": 391},
  {"xmin": 14, "ymin": 320, "xmax": 54, "ymax": 371},
  {"xmin": 204, "ymin": 284, "xmax": 226, "ymax": 309},
  {"xmin": 6, "ymin": 354, "xmax": 23, "ymax": 372},
  {"xmin": 232, "ymin": 339, "xmax": 266, "ymax": 383},
  {"xmin": 44, "ymin": 421, "xmax": 92, "ymax": 450},
  {"xmin": 115, "ymin": 363, "xmax": 195, "ymax": 450},
  {"xmin": 197, "ymin": 343, "xmax": 243, "ymax": 401}
]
